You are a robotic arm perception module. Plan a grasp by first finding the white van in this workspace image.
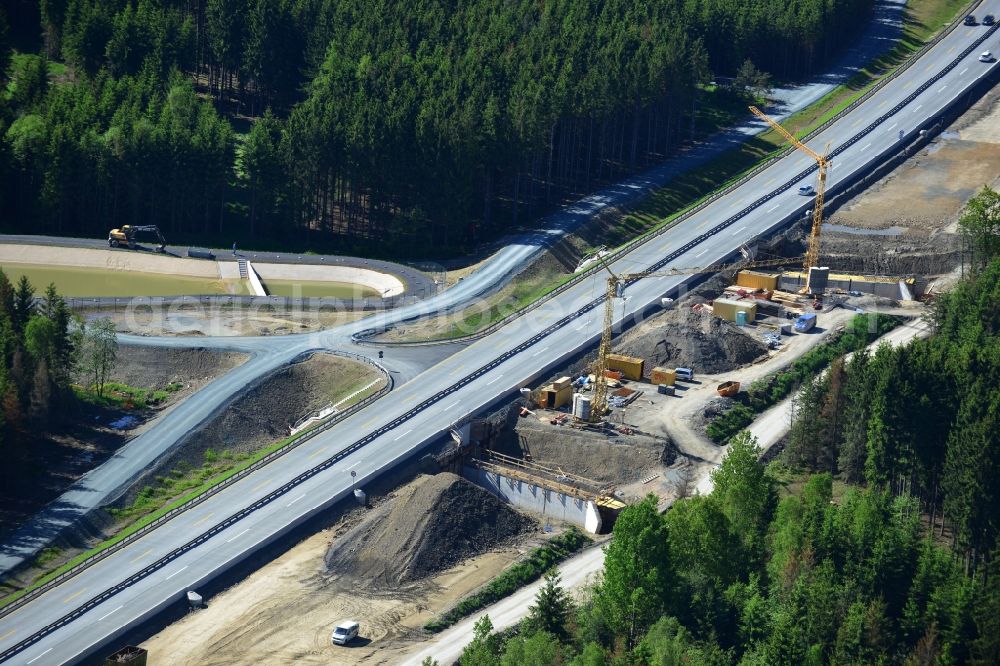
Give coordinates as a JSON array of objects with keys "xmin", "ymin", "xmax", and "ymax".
[
  {"xmin": 332, "ymin": 620, "xmax": 360, "ymax": 646},
  {"xmin": 675, "ymin": 367, "xmax": 694, "ymax": 381}
]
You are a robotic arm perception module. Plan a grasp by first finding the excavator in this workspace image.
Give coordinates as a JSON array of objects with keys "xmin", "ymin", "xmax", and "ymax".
[{"xmin": 108, "ymin": 225, "xmax": 167, "ymax": 253}]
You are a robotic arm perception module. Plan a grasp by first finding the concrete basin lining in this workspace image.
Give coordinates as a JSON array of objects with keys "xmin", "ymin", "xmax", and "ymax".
[{"xmin": 251, "ymin": 262, "xmax": 406, "ymax": 297}]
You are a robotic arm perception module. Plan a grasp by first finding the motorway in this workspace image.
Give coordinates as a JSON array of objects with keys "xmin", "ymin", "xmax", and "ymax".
[
  {"xmin": 0, "ymin": 0, "xmax": 910, "ymax": 576},
  {"xmin": 1, "ymin": 7, "xmax": 998, "ymax": 663}
]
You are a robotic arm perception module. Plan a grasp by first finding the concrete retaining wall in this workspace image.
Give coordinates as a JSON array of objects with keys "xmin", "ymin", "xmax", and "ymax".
[{"xmin": 462, "ymin": 465, "xmax": 602, "ymax": 533}]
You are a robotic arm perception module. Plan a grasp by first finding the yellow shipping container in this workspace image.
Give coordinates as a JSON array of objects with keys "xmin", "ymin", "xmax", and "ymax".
[
  {"xmin": 607, "ymin": 353, "xmax": 644, "ymax": 380},
  {"xmin": 553, "ymin": 376, "xmax": 572, "ymax": 390},
  {"xmin": 650, "ymin": 367, "xmax": 676, "ymax": 386},
  {"xmin": 712, "ymin": 298, "xmax": 758, "ymax": 323},
  {"xmin": 736, "ymin": 270, "xmax": 779, "ymax": 291}
]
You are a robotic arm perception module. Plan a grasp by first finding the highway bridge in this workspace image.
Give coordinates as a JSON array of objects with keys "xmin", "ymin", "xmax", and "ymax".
[{"xmin": 1, "ymin": 5, "xmax": 998, "ymax": 662}]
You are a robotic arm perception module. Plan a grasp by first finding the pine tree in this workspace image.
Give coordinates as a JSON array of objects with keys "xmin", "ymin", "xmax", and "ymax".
[{"xmin": 525, "ymin": 570, "xmax": 573, "ymax": 640}]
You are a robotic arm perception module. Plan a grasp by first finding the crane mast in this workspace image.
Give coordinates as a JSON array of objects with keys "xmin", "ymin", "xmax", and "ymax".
[
  {"xmin": 749, "ymin": 106, "xmax": 830, "ymax": 275},
  {"xmin": 589, "ymin": 254, "xmax": 799, "ymax": 421}
]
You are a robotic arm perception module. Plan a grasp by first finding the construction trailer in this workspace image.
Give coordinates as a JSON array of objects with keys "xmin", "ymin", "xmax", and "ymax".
[{"xmin": 711, "ymin": 298, "xmax": 758, "ymax": 323}]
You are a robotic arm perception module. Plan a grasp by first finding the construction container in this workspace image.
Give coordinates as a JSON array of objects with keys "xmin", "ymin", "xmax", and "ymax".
[
  {"xmin": 736, "ymin": 311, "xmax": 748, "ymax": 326},
  {"xmin": 736, "ymin": 270, "xmax": 779, "ymax": 291},
  {"xmin": 712, "ymin": 298, "xmax": 758, "ymax": 323},
  {"xmin": 104, "ymin": 646, "xmax": 148, "ymax": 666},
  {"xmin": 603, "ymin": 369, "xmax": 624, "ymax": 381},
  {"xmin": 541, "ymin": 384, "xmax": 573, "ymax": 409},
  {"xmin": 553, "ymin": 376, "xmax": 572, "ymax": 390},
  {"xmin": 575, "ymin": 395, "xmax": 592, "ymax": 420},
  {"xmin": 606, "ymin": 353, "xmax": 644, "ymax": 381},
  {"xmin": 657, "ymin": 384, "xmax": 675, "ymax": 396},
  {"xmin": 650, "ymin": 367, "xmax": 676, "ymax": 386},
  {"xmin": 717, "ymin": 380, "xmax": 740, "ymax": 397}
]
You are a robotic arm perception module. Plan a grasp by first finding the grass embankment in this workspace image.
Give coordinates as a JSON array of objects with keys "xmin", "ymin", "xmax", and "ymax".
[
  {"xmin": 0, "ymin": 374, "xmax": 385, "ymax": 612},
  {"xmin": 424, "ymin": 528, "xmax": 592, "ymax": 633},
  {"xmin": 706, "ymin": 313, "xmax": 902, "ymax": 444}
]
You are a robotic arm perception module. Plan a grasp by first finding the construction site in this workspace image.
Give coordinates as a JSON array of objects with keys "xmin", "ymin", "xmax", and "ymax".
[
  {"xmin": 107, "ymin": 84, "xmax": 1000, "ymax": 666},
  {"xmin": 3, "ymin": 59, "xmax": 996, "ymax": 666}
]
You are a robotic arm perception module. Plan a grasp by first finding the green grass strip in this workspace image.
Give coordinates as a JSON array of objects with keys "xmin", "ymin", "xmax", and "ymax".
[{"xmin": 423, "ymin": 528, "xmax": 592, "ymax": 633}]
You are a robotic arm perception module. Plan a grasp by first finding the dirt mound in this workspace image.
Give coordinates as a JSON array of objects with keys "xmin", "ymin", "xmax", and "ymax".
[
  {"xmin": 618, "ymin": 308, "xmax": 768, "ymax": 374},
  {"xmin": 325, "ymin": 473, "xmax": 535, "ymax": 588},
  {"xmin": 107, "ymin": 346, "xmax": 248, "ymax": 390}
]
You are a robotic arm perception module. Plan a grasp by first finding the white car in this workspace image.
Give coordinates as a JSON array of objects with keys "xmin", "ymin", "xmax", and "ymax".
[
  {"xmin": 798, "ymin": 184, "xmax": 816, "ymax": 196},
  {"xmin": 332, "ymin": 620, "xmax": 360, "ymax": 645},
  {"xmin": 980, "ymin": 51, "xmax": 995, "ymax": 63}
]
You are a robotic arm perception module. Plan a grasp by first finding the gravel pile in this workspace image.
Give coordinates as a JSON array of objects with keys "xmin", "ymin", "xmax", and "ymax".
[
  {"xmin": 325, "ymin": 473, "xmax": 534, "ymax": 587},
  {"xmin": 618, "ymin": 308, "xmax": 769, "ymax": 374}
]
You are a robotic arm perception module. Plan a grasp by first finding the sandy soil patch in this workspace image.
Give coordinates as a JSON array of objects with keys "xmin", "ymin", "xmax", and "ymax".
[
  {"xmin": 821, "ymin": 86, "xmax": 1000, "ymax": 276},
  {"xmin": 141, "ymin": 475, "xmax": 539, "ymax": 666},
  {"xmin": 0, "ymin": 244, "xmax": 221, "ymax": 277}
]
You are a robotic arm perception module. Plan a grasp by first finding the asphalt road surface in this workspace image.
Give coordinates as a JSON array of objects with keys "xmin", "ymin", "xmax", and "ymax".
[
  {"xmin": 1, "ymin": 6, "xmax": 998, "ymax": 663},
  {"xmin": 0, "ymin": 0, "xmax": 910, "ymax": 576}
]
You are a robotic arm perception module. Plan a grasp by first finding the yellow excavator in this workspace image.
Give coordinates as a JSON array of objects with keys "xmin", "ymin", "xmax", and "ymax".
[{"xmin": 108, "ymin": 225, "xmax": 167, "ymax": 253}]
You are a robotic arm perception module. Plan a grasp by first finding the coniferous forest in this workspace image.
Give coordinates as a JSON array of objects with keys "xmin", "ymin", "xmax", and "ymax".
[{"xmin": 0, "ymin": 0, "xmax": 874, "ymax": 256}]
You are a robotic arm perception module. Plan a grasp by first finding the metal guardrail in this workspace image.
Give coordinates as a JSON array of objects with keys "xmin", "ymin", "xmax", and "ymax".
[
  {"xmin": 0, "ymin": 350, "xmax": 391, "ymax": 623},
  {"xmin": 1, "ymin": 9, "xmax": 993, "ymax": 661},
  {"xmin": 355, "ymin": 0, "xmax": 982, "ymax": 349}
]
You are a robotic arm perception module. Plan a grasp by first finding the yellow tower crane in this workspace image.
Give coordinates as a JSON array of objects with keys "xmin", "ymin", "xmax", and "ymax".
[
  {"xmin": 749, "ymin": 106, "xmax": 831, "ymax": 285},
  {"xmin": 589, "ymin": 254, "xmax": 801, "ymax": 421}
]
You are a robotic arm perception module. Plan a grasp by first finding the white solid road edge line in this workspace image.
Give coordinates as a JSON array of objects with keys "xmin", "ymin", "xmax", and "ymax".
[
  {"xmin": 26, "ymin": 647, "xmax": 53, "ymax": 664},
  {"xmin": 163, "ymin": 565, "xmax": 188, "ymax": 581},
  {"xmin": 226, "ymin": 528, "xmax": 250, "ymax": 543},
  {"xmin": 97, "ymin": 605, "xmax": 123, "ymax": 622}
]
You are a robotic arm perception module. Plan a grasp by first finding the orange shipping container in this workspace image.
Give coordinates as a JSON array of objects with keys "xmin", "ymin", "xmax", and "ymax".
[{"xmin": 650, "ymin": 367, "xmax": 676, "ymax": 386}]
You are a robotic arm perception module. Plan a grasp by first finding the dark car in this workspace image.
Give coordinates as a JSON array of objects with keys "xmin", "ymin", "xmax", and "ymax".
[
  {"xmin": 984, "ymin": 14, "xmax": 995, "ymax": 25},
  {"xmin": 964, "ymin": 14, "xmax": 977, "ymax": 25}
]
